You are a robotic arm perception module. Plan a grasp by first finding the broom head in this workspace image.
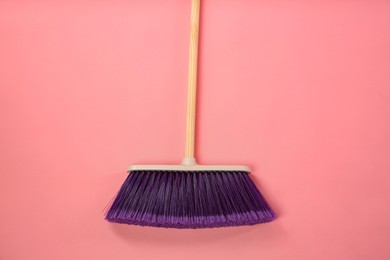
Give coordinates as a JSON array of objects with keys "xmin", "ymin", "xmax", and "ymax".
[{"xmin": 106, "ymin": 164, "xmax": 276, "ymax": 228}]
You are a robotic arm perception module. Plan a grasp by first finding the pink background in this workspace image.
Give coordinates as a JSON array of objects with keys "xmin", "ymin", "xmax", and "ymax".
[{"xmin": 1, "ymin": 1, "xmax": 390, "ymax": 259}]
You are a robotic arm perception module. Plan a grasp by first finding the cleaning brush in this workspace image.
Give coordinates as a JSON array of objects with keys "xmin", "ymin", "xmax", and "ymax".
[{"xmin": 105, "ymin": 0, "xmax": 276, "ymax": 229}]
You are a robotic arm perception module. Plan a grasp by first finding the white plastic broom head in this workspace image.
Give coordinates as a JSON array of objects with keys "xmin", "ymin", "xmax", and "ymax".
[{"xmin": 128, "ymin": 158, "xmax": 250, "ymax": 172}]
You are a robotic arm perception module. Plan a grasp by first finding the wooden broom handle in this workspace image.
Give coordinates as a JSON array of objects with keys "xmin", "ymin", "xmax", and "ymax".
[{"xmin": 184, "ymin": 0, "xmax": 200, "ymax": 161}]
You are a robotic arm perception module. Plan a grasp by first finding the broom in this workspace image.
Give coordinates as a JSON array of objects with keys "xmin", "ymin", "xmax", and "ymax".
[{"xmin": 105, "ymin": 0, "xmax": 276, "ymax": 228}]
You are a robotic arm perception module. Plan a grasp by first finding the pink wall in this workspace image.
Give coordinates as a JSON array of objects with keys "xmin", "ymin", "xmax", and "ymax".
[{"xmin": 1, "ymin": 1, "xmax": 390, "ymax": 259}]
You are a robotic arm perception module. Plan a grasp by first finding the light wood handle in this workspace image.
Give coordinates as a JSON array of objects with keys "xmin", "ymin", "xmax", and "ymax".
[{"xmin": 184, "ymin": 0, "xmax": 200, "ymax": 160}]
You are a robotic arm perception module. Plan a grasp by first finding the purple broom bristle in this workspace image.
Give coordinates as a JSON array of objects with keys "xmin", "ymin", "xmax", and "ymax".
[{"xmin": 106, "ymin": 171, "xmax": 276, "ymax": 229}]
